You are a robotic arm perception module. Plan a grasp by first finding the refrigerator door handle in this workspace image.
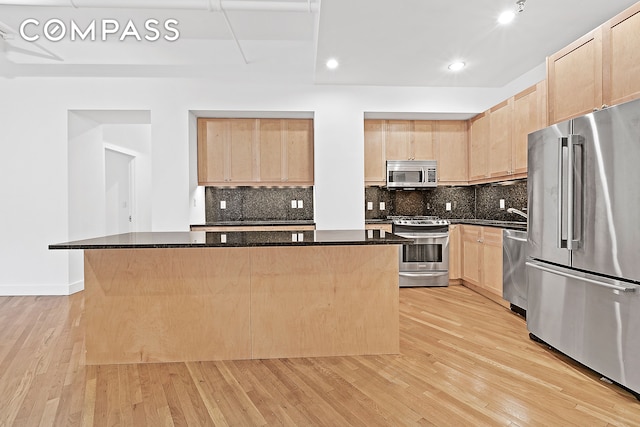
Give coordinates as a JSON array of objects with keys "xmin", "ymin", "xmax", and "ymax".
[
  {"xmin": 558, "ymin": 137, "xmax": 568, "ymax": 249},
  {"xmin": 567, "ymin": 135, "xmax": 576, "ymax": 251},
  {"xmin": 569, "ymin": 134, "xmax": 584, "ymax": 250},
  {"xmin": 526, "ymin": 261, "xmax": 637, "ymax": 293}
]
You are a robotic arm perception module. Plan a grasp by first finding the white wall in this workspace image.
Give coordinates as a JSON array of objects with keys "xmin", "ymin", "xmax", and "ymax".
[{"xmin": 0, "ymin": 63, "xmax": 544, "ymax": 295}]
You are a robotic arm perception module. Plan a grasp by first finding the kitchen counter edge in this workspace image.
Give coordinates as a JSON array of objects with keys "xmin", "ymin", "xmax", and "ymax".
[{"xmin": 49, "ymin": 230, "xmax": 409, "ymax": 250}]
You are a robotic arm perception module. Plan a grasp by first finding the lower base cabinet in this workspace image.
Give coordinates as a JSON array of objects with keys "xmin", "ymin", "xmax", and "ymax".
[
  {"xmin": 461, "ymin": 225, "xmax": 503, "ymax": 299},
  {"xmin": 448, "ymin": 224, "xmax": 461, "ymax": 283}
]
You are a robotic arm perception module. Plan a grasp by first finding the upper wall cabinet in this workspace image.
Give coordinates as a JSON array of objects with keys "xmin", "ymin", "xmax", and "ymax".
[
  {"xmin": 468, "ymin": 81, "xmax": 546, "ymax": 184},
  {"xmin": 197, "ymin": 118, "xmax": 314, "ymax": 186},
  {"xmin": 488, "ymin": 99, "xmax": 513, "ymax": 179},
  {"xmin": 547, "ymin": 2, "xmax": 640, "ymax": 124},
  {"xmin": 435, "ymin": 121, "xmax": 468, "ymax": 185},
  {"xmin": 512, "ymin": 81, "xmax": 547, "ymax": 175},
  {"xmin": 384, "ymin": 120, "xmax": 435, "ymax": 161},
  {"xmin": 603, "ymin": 2, "xmax": 640, "ymax": 107},
  {"xmin": 547, "ymin": 28, "xmax": 603, "ymax": 125},
  {"xmin": 468, "ymin": 112, "xmax": 489, "ymax": 182},
  {"xmin": 364, "ymin": 119, "xmax": 467, "ymax": 186}
]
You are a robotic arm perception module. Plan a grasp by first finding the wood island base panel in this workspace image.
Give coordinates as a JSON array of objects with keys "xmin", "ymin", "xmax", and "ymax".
[{"xmin": 83, "ymin": 245, "xmax": 399, "ymax": 364}]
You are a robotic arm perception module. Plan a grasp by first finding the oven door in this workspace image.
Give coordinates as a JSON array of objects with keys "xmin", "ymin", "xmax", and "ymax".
[{"xmin": 395, "ymin": 232, "xmax": 449, "ymax": 287}]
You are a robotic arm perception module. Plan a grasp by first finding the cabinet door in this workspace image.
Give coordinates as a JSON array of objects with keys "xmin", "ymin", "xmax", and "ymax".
[
  {"xmin": 197, "ymin": 118, "xmax": 227, "ymax": 184},
  {"xmin": 462, "ymin": 226, "xmax": 482, "ymax": 285},
  {"xmin": 436, "ymin": 121, "xmax": 468, "ymax": 184},
  {"xmin": 547, "ymin": 27, "xmax": 603, "ymax": 124},
  {"xmin": 468, "ymin": 113, "xmax": 489, "ymax": 182},
  {"xmin": 411, "ymin": 121, "xmax": 435, "ymax": 160},
  {"xmin": 259, "ymin": 119, "xmax": 283, "ymax": 183},
  {"xmin": 603, "ymin": 3, "xmax": 640, "ymax": 106},
  {"xmin": 449, "ymin": 224, "xmax": 461, "ymax": 281},
  {"xmin": 481, "ymin": 227, "xmax": 503, "ymax": 297},
  {"xmin": 364, "ymin": 120, "xmax": 386, "ymax": 185},
  {"xmin": 512, "ymin": 81, "xmax": 546, "ymax": 175},
  {"xmin": 489, "ymin": 99, "xmax": 513, "ymax": 178},
  {"xmin": 385, "ymin": 120, "xmax": 411, "ymax": 160},
  {"xmin": 228, "ymin": 119, "xmax": 256, "ymax": 183},
  {"xmin": 285, "ymin": 119, "xmax": 314, "ymax": 184}
]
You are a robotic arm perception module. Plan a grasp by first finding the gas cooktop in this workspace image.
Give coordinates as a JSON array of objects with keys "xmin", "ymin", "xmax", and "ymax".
[{"xmin": 388, "ymin": 216, "xmax": 450, "ymax": 226}]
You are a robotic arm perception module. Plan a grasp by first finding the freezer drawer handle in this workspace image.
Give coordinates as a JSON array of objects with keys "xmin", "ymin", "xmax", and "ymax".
[
  {"xmin": 505, "ymin": 235, "xmax": 527, "ymax": 243},
  {"xmin": 526, "ymin": 261, "xmax": 637, "ymax": 293}
]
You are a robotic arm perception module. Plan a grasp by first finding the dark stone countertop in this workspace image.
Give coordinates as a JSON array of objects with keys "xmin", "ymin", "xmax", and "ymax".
[
  {"xmin": 366, "ymin": 217, "xmax": 526, "ymax": 230},
  {"xmin": 191, "ymin": 220, "xmax": 316, "ymax": 228},
  {"xmin": 449, "ymin": 219, "xmax": 527, "ymax": 231},
  {"xmin": 49, "ymin": 230, "xmax": 409, "ymax": 250},
  {"xmin": 365, "ymin": 219, "xmax": 393, "ymax": 224}
]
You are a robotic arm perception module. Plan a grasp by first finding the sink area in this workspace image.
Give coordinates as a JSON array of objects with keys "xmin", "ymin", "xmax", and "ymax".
[{"xmin": 449, "ymin": 219, "xmax": 527, "ymax": 230}]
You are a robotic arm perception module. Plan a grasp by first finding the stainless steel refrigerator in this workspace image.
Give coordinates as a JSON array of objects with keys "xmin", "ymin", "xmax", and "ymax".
[{"xmin": 527, "ymin": 98, "xmax": 640, "ymax": 398}]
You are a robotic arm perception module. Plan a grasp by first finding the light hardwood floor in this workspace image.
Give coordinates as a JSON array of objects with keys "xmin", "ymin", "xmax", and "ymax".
[{"xmin": 1, "ymin": 286, "xmax": 638, "ymax": 426}]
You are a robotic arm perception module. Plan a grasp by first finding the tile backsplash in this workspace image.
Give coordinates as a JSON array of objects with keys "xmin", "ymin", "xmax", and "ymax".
[
  {"xmin": 365, "ymin": 180, "xmax": 526, "ymax": 221},
  {"xmin": 206, "ymin": 187, "xmax": 314, "ymax": 222}
]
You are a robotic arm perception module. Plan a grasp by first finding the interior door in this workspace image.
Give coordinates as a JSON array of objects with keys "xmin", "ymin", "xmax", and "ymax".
[{"xmin": 105, "ymin": 149, "xmax": 134, "ymax": 235}]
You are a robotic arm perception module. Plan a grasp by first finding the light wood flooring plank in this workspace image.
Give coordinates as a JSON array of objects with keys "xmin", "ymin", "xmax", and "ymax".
[{"xmin": 1, "ymin": 286, "xmax": 639, "ymax": 426}]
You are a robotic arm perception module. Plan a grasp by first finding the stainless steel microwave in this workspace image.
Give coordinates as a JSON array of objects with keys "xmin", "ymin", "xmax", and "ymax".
[{"xmin": 386, "ymin": 160, "xmax": 437, "ymax": 189}]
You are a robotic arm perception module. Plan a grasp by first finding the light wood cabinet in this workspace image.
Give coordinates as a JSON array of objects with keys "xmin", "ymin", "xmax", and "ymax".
[
  {"xmin": 364, "ymin": 119, "xmax": 468, "ymax": 186},
  {"xmin": 461, "ymin": 225, "xmax": 503, "ymax": 298},
  {"xmin": 468, "ymin": 81, "xmax": 546, "ymax": 182},
  {"xmin": 603, "ymin": 2, "xmax": 640, "ymax": 107},
  {"xmin": 512, "ymin": 81, "xmax": 546, "ymax": 175},
  {"xmin": 436, "ymin": 121, "xmax": 468, "ymax": 185},
  {"xmin": 198, "ymin": 118, "xmax": 313, "ymax": 186},
  {"xmin": 488, "ymin": 99, "xmax": 513, "ymax": 178},
  {"xmin": 364, "ymin": 120, "xmax": 386, "ymax": 185},
  {"xmin": 480, "ymin": 227, "xmax": 503, "ymax": 297},
  {"xmin": 547, "ymin": 27, "xmax": 603, "ymax": 125},
  {"xmin": 547, "ymin": 2, "xmax": 640, "ymax": 125},
  {"xmin": 364, "ymin": 223, "xmax": 393, "ymax": 233},
  {"xmin": 468, "ymin": 113, "xmax": 489, "ymax": 182},
  {"xmin": 385, "ymin": 120, "xmax": 412, "ymax": 160},
  {"xmin": 284, "ymin": 119, "xmax": 314, "ymax": 184},
  {"xmin": 448, "ymin": 224, "xmax": 461, "ymax": 283},
  {"xmin": 462, "ymin": 225, "xmax": 482, "ymax": 285},
  {"xmin": 412, "ymin": 121, "xmax": 436, "ymax": 160}
]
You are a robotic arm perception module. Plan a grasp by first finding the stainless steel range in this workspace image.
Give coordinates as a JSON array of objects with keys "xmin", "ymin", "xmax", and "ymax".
[{"xmin": 390, "ymin": 216, "xmax": 449, "ymax": 287}]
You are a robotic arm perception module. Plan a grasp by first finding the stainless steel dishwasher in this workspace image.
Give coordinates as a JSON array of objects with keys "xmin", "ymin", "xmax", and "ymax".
[{"xmin": 503, "ymin": 229, "xmax": 528, "ymax": 317}]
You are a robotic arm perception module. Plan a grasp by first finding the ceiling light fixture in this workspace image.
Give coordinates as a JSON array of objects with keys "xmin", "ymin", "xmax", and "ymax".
[
  {"xmin": 499, "ymin": 0, "xmax": 525, "ymax": 24},
  {"xmin": 498, "ymin": 11, "xmax": 516, "ymax": 24},
  {"xmin": 448, "ymin": 62, "xmax": 465, "ymax": 72},
  {"xmin": 326, "ymin": 58, "xmax": 339, "ymax": 69}
]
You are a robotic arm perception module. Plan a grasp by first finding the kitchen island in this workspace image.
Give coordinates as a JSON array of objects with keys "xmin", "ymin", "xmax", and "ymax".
[{"xmin": 50, "ymin": 230, "xmax": 407, "ymax": 365}]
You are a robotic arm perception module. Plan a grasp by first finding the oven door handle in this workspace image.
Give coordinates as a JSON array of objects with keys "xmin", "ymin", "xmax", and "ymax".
[
  {"xmin": 395, "ymin": 233, "xmax": 449, "ymax": 239},
  {"xmin": 399, "ymin": 272, "xmax": 449, "ymax": 278}
]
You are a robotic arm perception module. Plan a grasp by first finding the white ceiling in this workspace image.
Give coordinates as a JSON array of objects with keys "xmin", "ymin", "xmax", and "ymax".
[{"xmin": 0, "ymin": 0, "xmax": 638, "ymax": 86}]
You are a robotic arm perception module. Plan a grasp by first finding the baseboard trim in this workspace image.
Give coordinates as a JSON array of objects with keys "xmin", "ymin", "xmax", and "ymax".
[{"xmin": 0, "ymin": 281, "xmax": 84, "ymax": 296}]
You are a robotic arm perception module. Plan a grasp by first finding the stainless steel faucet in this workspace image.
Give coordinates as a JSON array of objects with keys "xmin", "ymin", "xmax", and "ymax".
[{"xmin": 507, "ymin": 207, "xmax": 528, "ymax": 219}]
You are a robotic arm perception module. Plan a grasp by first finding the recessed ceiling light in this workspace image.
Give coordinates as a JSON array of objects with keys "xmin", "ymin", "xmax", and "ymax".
[
  {"xmin": 448, "ymin": 62, "xmax": 465, "ymax": 72},
  {"xmin": 326, "ymin": 58, "xmax": 339, "ymax": 69},
  {"xmin": 498, "ymin": 10, "xmax": 516, "ymax": 24}
]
